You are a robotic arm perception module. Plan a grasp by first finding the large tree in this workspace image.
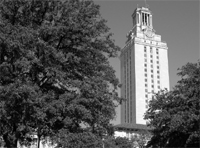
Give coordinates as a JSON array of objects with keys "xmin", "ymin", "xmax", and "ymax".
[
  {"xmin": 145, "ymin": 61, "xmax": 200, "ymax": 147},
  {"xmin": 0, "ymin": 0, "xmax": 121, "ymax": 147}
]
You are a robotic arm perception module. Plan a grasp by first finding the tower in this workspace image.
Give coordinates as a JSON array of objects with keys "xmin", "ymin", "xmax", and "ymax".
[{"xmin": 120, "ymin": 6, "xmax": 169, "ymax": 126}]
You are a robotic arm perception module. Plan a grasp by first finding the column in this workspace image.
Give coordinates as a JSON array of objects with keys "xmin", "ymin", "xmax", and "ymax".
[
  {"xmin": 146, "ymin": 14, "xmax": 149, "ymax": 26},
  {"xmin": 145, "ymin": 13, "xmax": 147, "ymax": 25},
  {"xmin": 150, "ymin": 15, "xmax": 152, "ymax": 27},
  {"xmin": 137, "ymin": 12, "xmax": 139, "ymax": 25}
]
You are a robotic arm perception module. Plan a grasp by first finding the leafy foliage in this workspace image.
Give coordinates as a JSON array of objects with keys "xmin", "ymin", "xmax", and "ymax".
[
  {"xmin": 103, "ymin": 136, "xmax": 118, "ymax": 148},
  {"xmin": 0, "ymin": 0, "xmax": 121, "ymax": 147},
  {"xmin": 56, "ymin": 131, "xmax": 102, "ymax": 148},
  {"xmin": 145, "ymin": 61, "xmax": 200, "ymax": 147},
  {"xmin": 114, "ymin": 137, "xmax": 132, "ymax": 148},
  {"xmin": 130, "ymin": 130, "xmax": 152, "ymax": 148}
]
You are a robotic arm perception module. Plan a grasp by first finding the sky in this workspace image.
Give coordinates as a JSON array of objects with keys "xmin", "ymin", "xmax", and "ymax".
[{"xmin": 94, "ymin": 0, "xmax": 200, "ymax": 125}]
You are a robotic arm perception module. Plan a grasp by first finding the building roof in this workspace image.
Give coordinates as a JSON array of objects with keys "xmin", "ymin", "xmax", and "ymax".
[{"xmin": 114, "ymin": 123, "xmax": 152, "ymax": 131}]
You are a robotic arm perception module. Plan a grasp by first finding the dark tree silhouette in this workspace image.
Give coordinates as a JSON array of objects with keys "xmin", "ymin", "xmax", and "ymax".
[
  {"xmin": 0, "ymin": 0, "xmax": 121, "ymax": 147},
  {"xmin": 145, "ymin": 61, "xmax": 200, "ymax": 148}
]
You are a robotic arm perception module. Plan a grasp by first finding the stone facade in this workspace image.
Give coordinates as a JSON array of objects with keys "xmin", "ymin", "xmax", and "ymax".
[{"xmin": 120, "ymin": 6, "xmax": 170, "ymax": 125}]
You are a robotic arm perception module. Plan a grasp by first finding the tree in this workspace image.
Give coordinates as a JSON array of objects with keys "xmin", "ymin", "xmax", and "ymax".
[
  {"xmin": 115, "ymin": 137, "xmax": 132, "ymax": 148},
  {"xmin": 0, "ymin": 0, "xmax": 121, "ymax": 147},
  {"xmin": 130, "ymin": 130, "xmax": 152, "ymax": 148},
  {"xmin": 56, "ymin": 131, "xmax": 103, "ymax": 148},
  {"xmin": 103, "ymin": 136, "xmax": 118, "ymax": 148},
  {"xmin": 145, "ymin": 61, "xmax": 200, "ymax": 147}
]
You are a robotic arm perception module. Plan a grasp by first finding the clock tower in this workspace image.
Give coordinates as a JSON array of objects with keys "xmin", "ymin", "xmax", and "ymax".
[
  {"xmin": 127, "ymin": 6, "xmax": 156, "ymax": 42},
  {"xmin": 120, "ymin": 6, "xmax": 169, "ymax": 128}
]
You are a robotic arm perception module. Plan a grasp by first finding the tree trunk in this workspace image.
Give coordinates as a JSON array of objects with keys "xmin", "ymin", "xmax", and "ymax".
[{"xmin": 37, "ymin": 135, "xmax": 41, "ymax": 148}]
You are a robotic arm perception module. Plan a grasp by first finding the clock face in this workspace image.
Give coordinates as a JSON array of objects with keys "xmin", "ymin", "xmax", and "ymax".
[{"xmin": 144, "ymin": 28, "xmax": 155, "ymax": 38}]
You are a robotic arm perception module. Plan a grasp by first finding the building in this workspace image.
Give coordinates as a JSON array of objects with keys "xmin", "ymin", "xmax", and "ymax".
[
  {"xmin": 17, "ymin": 135, "xmax": 56, "ymax": 148},
  {"xmin": 119, "ymin": 6, "xmax": 170, "ymax": 129}
]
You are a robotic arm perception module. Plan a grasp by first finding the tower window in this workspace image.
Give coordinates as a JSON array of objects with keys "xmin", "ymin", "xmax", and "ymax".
[
  {"xmin": 151, "ymin": 55, "xmax": 153, "ymax": 58},
  {"xmin": 157, "ymin": 75, "xmax": 160, "ymax": 79},
  {"xmin": 145, "ymin": 84, "xmax": 148, "ymax": 87},
  {"xmin": 157, "ymin": 71, "xmax": 160, "ymax": 74},
  {"xmin": 145, "ymin": 69, "xmax": 147, "ymax": 72},
  {"xmin": 151, "ymin": 70, "xmax": 153, "ymax": 73},
  {"xmin": 142, "ymin": 13, "xmax": 144, "ymax": 25},
  {"xmin": 157, "ymin": 61, "xmax": 159, "ymax": 64},
  {"xmin": 145, "ymin": 73, "xmax": 147, "ymax": 77},
  {"xmin": 145, "ymin": 13, "xmax": 147, "ymax": 25},
  {"xmin": 145, "ymin": 64, "xmax": 147, "ymax": 67},
  {"xmin": 151, "ymin": 75, "xmax": 153, "ymax": 78},
  {"xmin": 145, "ymin": 79, "xmax": 147, "ymax": 82},
  {"xmin": 151, "ymin": 60, "xmax": 153, "ymax": 63},
  {"xmin": 144, "ymin": 54, "xmax": 147, "ymax": 57},
  {"xmin": 151, "ymin": 65, "xmax": 153, "ymax": 68},
  {"xmin": 150, "ymin": 47, "xmax": 153, "ymax": 53}
]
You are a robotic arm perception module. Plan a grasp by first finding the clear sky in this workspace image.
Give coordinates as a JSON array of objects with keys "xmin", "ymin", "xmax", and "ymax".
[{"xmin": 94, "ymin": 0, "xmax": 200, "ymax": 125}]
